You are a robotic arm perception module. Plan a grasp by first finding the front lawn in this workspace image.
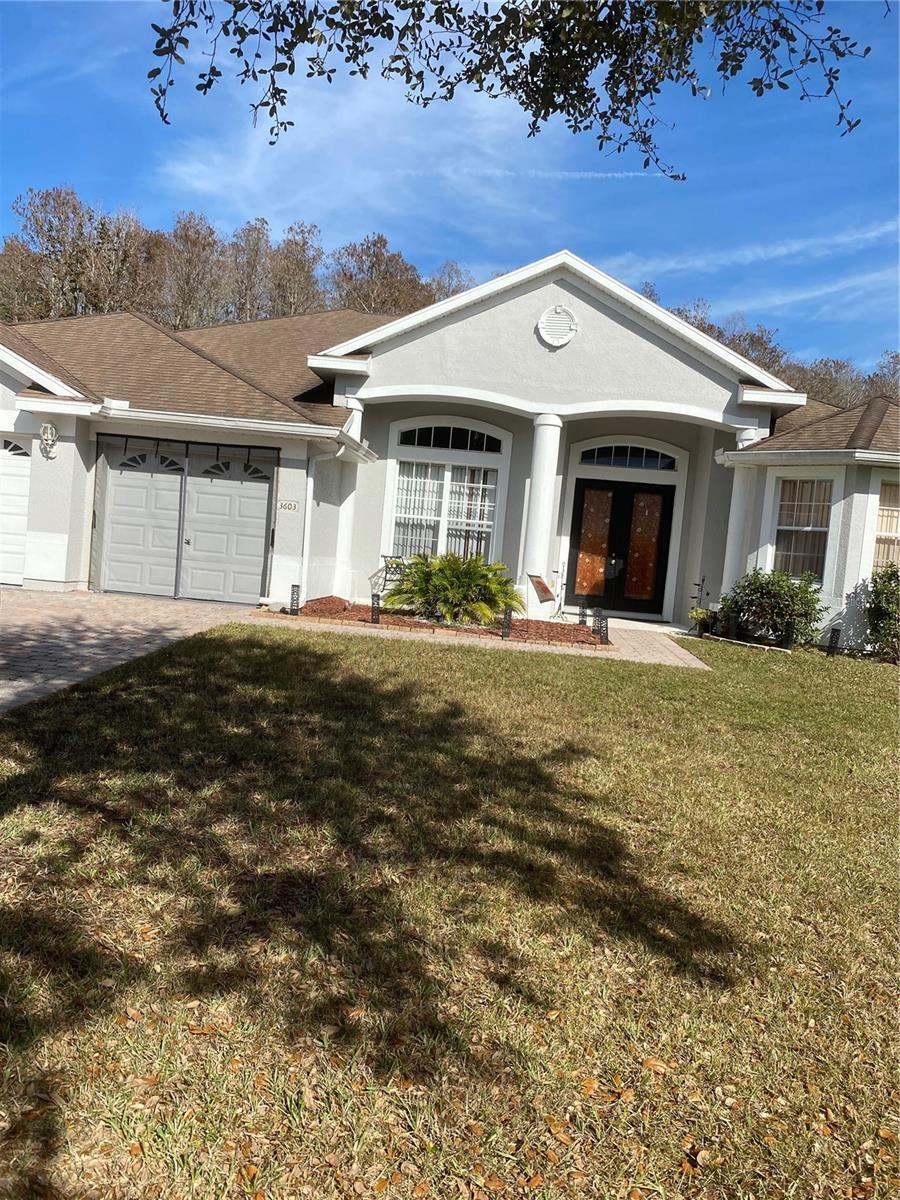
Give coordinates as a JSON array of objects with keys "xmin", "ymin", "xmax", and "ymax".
[{"xmin": 0, "ymin": 628, "xmax": 895, "ymax": 1199}]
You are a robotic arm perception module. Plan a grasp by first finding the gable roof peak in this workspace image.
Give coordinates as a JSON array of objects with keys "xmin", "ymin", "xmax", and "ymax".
[{"xmin": 315, "ymin": 247, "xmax": 793, "ymax": 392}]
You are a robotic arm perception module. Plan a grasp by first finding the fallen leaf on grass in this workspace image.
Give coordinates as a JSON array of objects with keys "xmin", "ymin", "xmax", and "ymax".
[
  {"xmin": 125, "ymin": 1007, "xmax": 142, "ymax": 1022},
  {"xmin": 642, "ymin": 1057, "xmax": 668, "ymax": 1075},
  {"xmin": 581, "ymin": 1078, "xmax": 598, "ymax": 1096},
  {"xmin": 373, "ymin": 1180, "xmax": 389, "ymax": 1194}
]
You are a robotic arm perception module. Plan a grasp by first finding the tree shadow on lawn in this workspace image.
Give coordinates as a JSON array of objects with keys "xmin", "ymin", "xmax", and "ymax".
[{"xmin": 0, "ymin": 626, "xmax": 742, "ymax": 1193}]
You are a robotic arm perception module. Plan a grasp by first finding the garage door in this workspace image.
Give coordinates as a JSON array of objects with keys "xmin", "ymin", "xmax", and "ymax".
[
  {"xmin": 0, "ymin": 438, "xmax": 31, "ymax": 586},
  {"xmin": 101, "ymin": 442, "xmax": 184, "ymax": 596},
  {"xmin": 96, "ymin": 437, "xmax": 275, "ymax": 603},
  {"xmin": 180, "ymin": 450, "xmax": 274, "ymax": 604}
]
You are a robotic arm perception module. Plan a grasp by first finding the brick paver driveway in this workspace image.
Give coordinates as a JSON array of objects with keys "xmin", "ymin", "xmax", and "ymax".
[
  {"xmin": 0, "ymin": 589, "xmax": 706, "ymax": 713},
  {"xmin": 0, "ymin": 589, "xmax": 258, "ymax": 712}
]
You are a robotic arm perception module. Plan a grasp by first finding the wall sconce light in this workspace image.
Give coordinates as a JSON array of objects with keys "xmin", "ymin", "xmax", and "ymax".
[{"xmin": 39, "ymin": 421, "xmax": 59, "ymax": 459}]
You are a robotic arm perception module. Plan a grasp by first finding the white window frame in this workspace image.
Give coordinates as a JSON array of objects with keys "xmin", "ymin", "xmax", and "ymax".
[
  {"xmin": 380, "ymin": 415, "xmax": 511, "ymax": 562},
  {"xmin": 858, "ymin": 467, "xmax": 900, "ymax": 580},
  {"xmin": 758, "ymin": 465, "xmax": 845, "ymax": 597},
  {"xmin": 558, "ymin": 435, "xmax": 689, "ymax": 622}
]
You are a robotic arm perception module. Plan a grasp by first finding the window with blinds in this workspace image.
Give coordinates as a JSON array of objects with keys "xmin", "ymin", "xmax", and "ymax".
[
  {"xmin": 874, "ymin": 480, "xmax": 900, "ymax": 570},
  {"xmin": 393, "ymin": 461, "xmax": 498, "ymax": 559},
  {"xmin": 773, "ymin": 478, "xmax": 832, "ymax": 580}
]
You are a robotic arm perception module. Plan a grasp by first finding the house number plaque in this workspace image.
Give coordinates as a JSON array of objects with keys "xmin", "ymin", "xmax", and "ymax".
[{"xmin": 277, "ymin": 500, "xmax": 299, "ymax": 512}]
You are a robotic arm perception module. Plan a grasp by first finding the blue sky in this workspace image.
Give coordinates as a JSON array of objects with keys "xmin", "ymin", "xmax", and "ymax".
[{"xmin": 0, "ymin": 0, "xmax": 897, "ymax": 367}]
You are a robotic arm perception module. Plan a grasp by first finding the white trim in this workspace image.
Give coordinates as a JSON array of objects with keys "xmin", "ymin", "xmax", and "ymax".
[
  {"xmin": 859, "ymin": 466, "xmax": 900, "ymax": 580},
  {"xmin": 0, "ymin": 343, "xmax": 83, "ymax": 398},
  {"xmin": 739, "ymin": 385, "xmax": 806, "ymax": 408},
  {"xmin": 756, "ymin": 465, "xmax": 846, "ymax": 597},
  {"xmin": 307, "ymin": 354, "xmax": 370, "ymax": 377},
  {"xmin": 379, "ymin": 415, "xmax": 511, "ymax": 563},
  {"xmin": 356, "ymin": 384, "xmax": 756, "ymax": 431},
  {"xmin": 316, "ymin": 250, "xmax": 792, "ymax": 391},
  {"xmin": 15, "ymin": 398, "xmax": 102, "ymax": 417},
  {"xmin": 558, "ymin": 435, "xmax": 689, "ymax": 622},
  {"xmin": 719, "ymin": 448, "xmax": 900, "ymax": 467}
]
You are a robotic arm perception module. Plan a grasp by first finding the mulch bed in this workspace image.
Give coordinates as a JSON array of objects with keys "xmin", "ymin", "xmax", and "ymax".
[{"xmin": 256, "ymin": 595, "xmax": 613, "ymax": 649}]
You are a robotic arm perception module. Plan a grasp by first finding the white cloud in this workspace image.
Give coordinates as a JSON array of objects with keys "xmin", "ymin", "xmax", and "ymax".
[
  {"xmin": 708, "ymin": 266, "xmax": 899, "ymax": 318},
  {"xmin": 155, "ymin": 72, "xmax": 656, "ymax": 269},
  {"xmin": 603, "ymin": 220, "xmax": 899, "ymax": 281}
]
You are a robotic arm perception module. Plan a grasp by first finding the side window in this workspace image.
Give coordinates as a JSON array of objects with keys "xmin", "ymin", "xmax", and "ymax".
[{"xmin": 773, "ymin": 479, "xmax": 832, "ymax": 580}]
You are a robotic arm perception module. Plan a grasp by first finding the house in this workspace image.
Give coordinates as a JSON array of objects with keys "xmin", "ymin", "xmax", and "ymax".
[{"xmin": 1, "ymin": 251, "xmax": 897, "ymax": 644}]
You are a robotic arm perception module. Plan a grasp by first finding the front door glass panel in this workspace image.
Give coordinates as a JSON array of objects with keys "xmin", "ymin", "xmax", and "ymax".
[
  {"xmin": 624, "ymin": 492, "xmax": 663, "ymax": 601},
  {"xmin": 574, "ymin": 488, "xmax": 612, "ymax": 595}
]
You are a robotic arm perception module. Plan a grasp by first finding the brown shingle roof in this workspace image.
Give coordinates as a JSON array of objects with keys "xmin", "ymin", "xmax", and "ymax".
[
  {"xmin": 744, "ymin": 393, "xmax": 899, "ymax": 454},
  {"xmin": 0, "ymin": 322, "xmax": 100, "ymax": 400},
  {"xmin": 770, "ymin": 396, "xmax": 845, "ymax": 437},
  {"xmin": 180, "ymin": 309, "xmax": 391, "ymax": 417},
  {"xmin": 12, "ymin": 311, "xmax": 318, "ymax": 426}
]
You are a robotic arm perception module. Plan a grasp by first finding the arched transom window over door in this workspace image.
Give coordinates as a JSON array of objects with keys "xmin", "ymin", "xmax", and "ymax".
[{"xmin": 387, "ymin": 418, "xmax": 510, "ymax": 562}]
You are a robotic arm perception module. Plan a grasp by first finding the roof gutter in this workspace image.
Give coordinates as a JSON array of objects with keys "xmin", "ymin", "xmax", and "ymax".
[
  {"xmin": 15, "ymin": 396, "xmax": 378, "ymax": 462},
  {"xmin": 717, "ymin": 447, "xmax": 900, "ymax": 468}
]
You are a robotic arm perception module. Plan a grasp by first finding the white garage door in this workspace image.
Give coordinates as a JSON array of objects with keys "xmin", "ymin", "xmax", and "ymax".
[
  {"xmin": 96, "ymin": 437, "xmax": 274, "ymax": 604},
  {"xmin": 0, "ymin": 438, "xmax": 31, "ymax": 586},
  {"xmin": 101, "ymin": 443, "xmax": 184, "ymax": 596},
  {"xmin": 180, "ymin": 450, "xmax": 274, "ymax": 604}
]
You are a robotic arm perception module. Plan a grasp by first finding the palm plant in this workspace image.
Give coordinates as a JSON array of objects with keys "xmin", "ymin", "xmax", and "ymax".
[{"xmin": 384, "ymin": 553, "xmax": 525, "ymax": 626}]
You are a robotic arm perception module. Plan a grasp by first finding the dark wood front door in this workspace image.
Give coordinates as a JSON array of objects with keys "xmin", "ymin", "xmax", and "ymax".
[{"xmin": 565, "ymin": 479, "xmax": 675, "ymax": 614}]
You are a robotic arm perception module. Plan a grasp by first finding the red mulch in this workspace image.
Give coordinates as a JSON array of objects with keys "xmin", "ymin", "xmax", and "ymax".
[{"xmin": 259, "ymin": 597, "xmax": 612, "ymax": 649}]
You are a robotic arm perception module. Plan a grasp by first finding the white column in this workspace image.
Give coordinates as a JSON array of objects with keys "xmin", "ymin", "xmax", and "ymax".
[
  {"xmin": 522, "ymin": 413, "xmax": 562, "ymax": 616},
  {"xmin": 719, "ymin": 465, "xmax": 754, "ymax": 597}
]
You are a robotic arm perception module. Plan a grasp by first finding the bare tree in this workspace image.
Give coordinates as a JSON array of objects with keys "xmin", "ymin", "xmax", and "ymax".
[
  {"xmin": 268, "ymin": 221, "xmax": 324, "ymax": 316},
  {"xmin": 0, "ymin": 237, "xmax": 46, "ymax": 322},
  {"xmin": 162, "ymin": 211, "xmax": 227, "ymax": 329},
  {"xmin": 83, "ymin": 211, "xmax": 157, "ymax": 314},
  {"xmin": 427, "ymin": 260, "xmax": 475, "ymax": 303},
  {"xmin": 11, "ymin": 187, "xmax": 94, "ymax": 317},
  {"xmin": 868, "ymin": 350, "xmax": 899, "ymax": 399},
  {"xmin": 325, "ymin": 233, "xmax": 433, "ymax": 315},
  {"xmin": 228, "ymin": 217, "xmax": 271, "ymax": 322}
]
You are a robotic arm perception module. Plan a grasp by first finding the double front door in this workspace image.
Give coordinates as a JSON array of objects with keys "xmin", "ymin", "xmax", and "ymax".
[
  {"xmin": 565, "ymin": 479, "xmax": 675, "ymax": 614},
  {"xmin": 96, "ymin": 436, "xmax": 276, "ymax": 604}
]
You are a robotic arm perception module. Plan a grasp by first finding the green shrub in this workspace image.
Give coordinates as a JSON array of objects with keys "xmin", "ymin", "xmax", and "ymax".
[
  {"xmin": 865, "ymin": 562, "xmax": 900, "ymax": 663},
  {"xmin": 720, "ymin": 569, "xmax": 825, "ymax": 645},
  {"xmin": 384, "ymin": 553, "xmax": 524, "ymax": 626}
]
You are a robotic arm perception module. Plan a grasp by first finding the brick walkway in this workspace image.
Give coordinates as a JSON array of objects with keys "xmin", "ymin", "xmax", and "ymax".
[{"xmin": 0, "ymin": 589, "xmax": 707, "ymax": 713}]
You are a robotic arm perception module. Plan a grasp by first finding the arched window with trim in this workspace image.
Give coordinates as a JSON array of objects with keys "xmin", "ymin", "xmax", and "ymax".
[
  {"xmin": 388, "ymin": 418, "xmax": 509, "ymax": 561},
  {"xmin": 580, "ymin": 444, "xmax": 676, "ymax": 470}
]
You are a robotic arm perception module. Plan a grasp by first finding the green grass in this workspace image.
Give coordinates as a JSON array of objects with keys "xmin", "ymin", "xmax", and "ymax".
[{"xmin": 0, "ymin": 626, "xmax": 896, "ymax": 1199}]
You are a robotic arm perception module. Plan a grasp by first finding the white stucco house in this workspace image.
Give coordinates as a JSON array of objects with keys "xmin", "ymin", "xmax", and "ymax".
[{"xmin": 1, "ymin": 251, "xmax": 897, "ymax": 644}]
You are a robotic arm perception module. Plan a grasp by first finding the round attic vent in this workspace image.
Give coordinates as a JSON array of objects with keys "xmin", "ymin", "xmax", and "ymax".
[{"xmin": 537, "ymin": 304, "xmax": 578, "ymax": 348}]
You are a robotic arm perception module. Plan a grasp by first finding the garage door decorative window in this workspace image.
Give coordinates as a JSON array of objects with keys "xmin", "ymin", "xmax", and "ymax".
[
  {"xmin": 120, "ymin": 453, "xmax": 149, "ymax": 470},
  {"xmin": 2, "ymin": 440, "xmax": 29, "ymax": 457},
  {"xmin": 243, "ymin": 462, "xmax": 271, "ymax": 481}
]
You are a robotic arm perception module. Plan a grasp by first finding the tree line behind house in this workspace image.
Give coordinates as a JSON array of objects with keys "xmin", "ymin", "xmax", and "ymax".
[
  {"xmin": 0, "ymin": 187, "xmax": 474, "ymax": 329},
  {"xmin": 1, "ymin": 187, "xmax": 895, "ymax": 408}
]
